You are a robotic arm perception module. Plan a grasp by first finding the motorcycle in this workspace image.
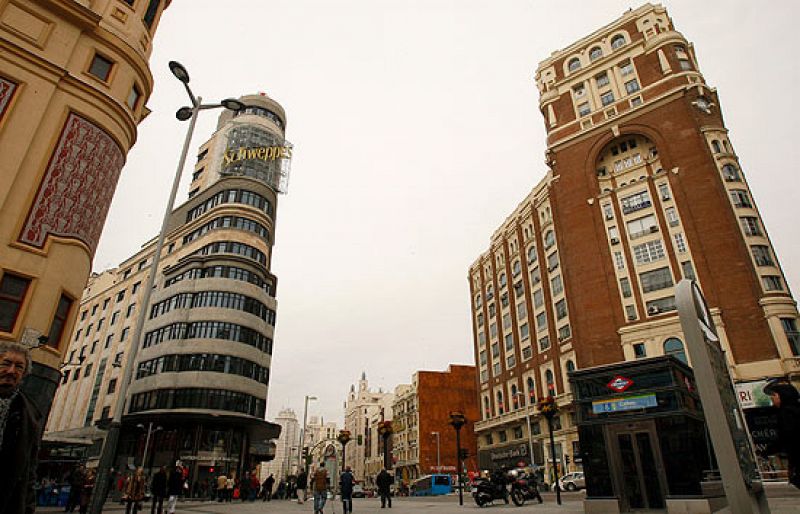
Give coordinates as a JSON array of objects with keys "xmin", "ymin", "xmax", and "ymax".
[
  {"xmin": 472, "ymin": 470, "xmax": 509, "ymax": 507},
  {"xmin": 508, "ymin": 469, "xmax": 543, "ymax": 507}
]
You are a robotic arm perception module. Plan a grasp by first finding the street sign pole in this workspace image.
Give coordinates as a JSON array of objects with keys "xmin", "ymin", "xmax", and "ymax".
[{"xmin": 676, "ymin": 279, "xmax": 770, "ymax": 514}]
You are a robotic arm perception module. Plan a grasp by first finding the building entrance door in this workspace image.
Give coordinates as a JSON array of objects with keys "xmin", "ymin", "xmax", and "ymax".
[{"xmin": 609, "ymin": 422, "xmax": 665, "ymax": 511}]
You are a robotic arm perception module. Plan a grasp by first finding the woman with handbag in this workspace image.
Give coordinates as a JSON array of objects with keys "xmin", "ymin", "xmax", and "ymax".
[{"xmin": 124, "ymin": 468, "xmax": 146, "ymax": 514}]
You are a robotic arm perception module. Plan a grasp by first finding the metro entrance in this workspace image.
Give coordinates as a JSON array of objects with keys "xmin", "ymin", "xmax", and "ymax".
[{"xmin": 608, "ymin": 421, "xmax": 665, "ymax": 510}]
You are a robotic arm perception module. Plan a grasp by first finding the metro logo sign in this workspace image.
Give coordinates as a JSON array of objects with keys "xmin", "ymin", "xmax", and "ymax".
[{"xmin": 607, "ymin": 375, "xmax": 633, "ymax": 392}]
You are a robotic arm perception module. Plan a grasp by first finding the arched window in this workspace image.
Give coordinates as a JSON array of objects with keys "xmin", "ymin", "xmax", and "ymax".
[
  {"xmin": 497, "ymin": 390, "xmax": 505, "ymax": 414},
  {"xmin": 475, "ymin": 293, "xmax": 482, "ymax": 308},
  {"xmin": 527, "ymin": 246, "xmax": 537, "ymax": 263},
  {"xmin": 499, "ymin": 273, "xmax": 507, "ymax": 288},
  {"xmin": 568, "ymin": 57, "xmax": 581, "ymax": 72},
  {"xmin": 711, "ymin": 140, "xmax": 722, "ymax": 154},
  {"xmin": 511, "ymin": 384, "xmax": 519, "ymax": 409},
  {"xmin": 545, "ymin": 369, "xmax": 555, "ymax": 395},
  {"xmin": 527, "ymin": 377, "xmax": 536, "ymax": 400},
  {"xmin": 512, "ymin": 261, "xmax": 522, "ymax": 277},
  {"xmin": 544, "ymin": 231, "xmax": 555, "ymax": 248},
  {"xmin": 483, "ymin": 396, "xmax": 491, "ymax": 419},
  {"xmin": 589, "ymin": 47, "xmax": 603, "ymax": 61},
  {"xmin": 611, "ymin": 34, "xmax": 626, "ymax": 49},
  {"xmin": 664, "ymin": 337, "xmax": 688, "ymax": 364},
  {"xmin": 722, "ymin": 164, "xmax": 740, "ymax": 181}
]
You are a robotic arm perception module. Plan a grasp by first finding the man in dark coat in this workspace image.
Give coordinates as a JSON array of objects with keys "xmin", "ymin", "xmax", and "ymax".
[
  {"xmin": 150, "ymin": 467, "xmax": 168, "ymax": 514},
  {"xmin": 166, "ymin": 465, "xmax": 184, "ymax": 514},
  {"xmin": 262, "ymin": 473, "xmax": 275, "ymax": 501},
  {"xmin": 0, "ymin": 342, "xmax": 42, "ymax": 514},
  {"xmin": 340, "ymin": 466, "xmax": 354, "ymax": 513},
  {"xmin": 764, "ymin": 380, "xmax": 800, "ymax": 488},
  {"xmin": 376, "ymin": 468, "xmax": 393, "ymax": 508}
]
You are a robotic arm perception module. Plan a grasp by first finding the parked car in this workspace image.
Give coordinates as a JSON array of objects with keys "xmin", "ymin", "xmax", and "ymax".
[
  {"xmin": 352, "ymin": 484, "xmax": 366, "ymax": 498},
  {"xmin": 554, "ymin": 472, "xmax": 585, "ymax": 491}
]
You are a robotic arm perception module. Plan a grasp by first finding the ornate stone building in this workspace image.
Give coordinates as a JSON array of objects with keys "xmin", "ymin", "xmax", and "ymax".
[
  {"xmin": 0, "ymin": 0, "xmax": 171, "ymax": 417},
  {"xmin": 469, "ymin": 2, "xmax": 799, "ymax": 481},
  {"xmin": 343, "ymin": 372, "xmax": 393, "ymax": 484},
  {"xmin": 45, "ymin": 93, "xmax": 289, "ymax": 481}
]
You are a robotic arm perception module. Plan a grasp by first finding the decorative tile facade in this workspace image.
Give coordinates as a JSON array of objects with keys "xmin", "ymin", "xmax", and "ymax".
[{"xmin": 19, "ymin": 112, "xmax": 125, "ymax": 253}]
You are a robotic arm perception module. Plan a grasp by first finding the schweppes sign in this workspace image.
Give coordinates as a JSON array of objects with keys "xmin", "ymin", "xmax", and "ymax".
[{"xmin": 222, "ymin": 145, "xmax": 292, "ymax": 166}]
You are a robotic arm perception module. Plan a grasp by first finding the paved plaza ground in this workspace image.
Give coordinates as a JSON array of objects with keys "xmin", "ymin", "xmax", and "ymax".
[{"xmin": 39, "ymin": 484, "xmax": 800, "ymax": 513}]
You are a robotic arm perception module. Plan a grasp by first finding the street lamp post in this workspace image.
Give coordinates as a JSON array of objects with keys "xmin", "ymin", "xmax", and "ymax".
[
  {"xmin": 514, "ymin": 393, "xmax": 536, "ymax": 471},
  {"xmin": 337, "ymin": 430, "xmax": 352, "ymax": 473},
  {"xmin": 301, "ymin": 395, "xmax": 317, "ymax": 475},
  {"xmin": 537, "ymin": 395, "xmax": 561, "ymax": 505},
  {"xmin": 88, "ymin": 61, "xmax": 245, "ymax": 514},
  {"xmin": 449, "ymin": 412, "xmax": 466, "ymax": 506},
  {"xmin": 137, "ymin": 422, "xmax": 162, "ymax": 471},
  {"xmin": 430, "ymin": 432, "xmax": 440, "ymax": 472},
  {"xmin": 378, "ymin": 421, "xmax": 393, "ymax": 470}
]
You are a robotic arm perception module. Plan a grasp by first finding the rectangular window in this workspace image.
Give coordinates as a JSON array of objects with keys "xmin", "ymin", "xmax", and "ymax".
[
  {"xmin": 47, "ymin": 295, "xmax": 73, "ymax": 348},
  {"xmin": 530, "ymin": 267, "xmax": 541, "ymax": 284},
  {"xmin": 646, "ymin": 296, "xmax": 676, "ymax": 314},
  {"xmin": 536, "ymin": 312, "xmax": 547, "ymax": 332},
  {"xmin": 762, "ymin": 276, "xmax": 783, "ymax": 291},
  {"xmin": 107, "ymin": 378, "xmax": 117, "ymax": 394},
  {"xmin": 781, "ymin": 318, "xmax": 799, "ymax": 356},
  {"xmin": 558, "ymin": 324, "xmax": 571, "ymax": 340},
  {"xmin": 625, "ymin": 305, "xmax": 637, "ymax": 321},
  {"xmin": 619, "ymin": 61, "xmax": 634, "ymax": 76},
  {"xmin": 578, "ymin": 102, "xmax": 591, "ymax": 117},
  {"xmin": 520, "ymin": 322, "xmax": 530, "ymax": 340},
  {"xmin": 120, "ymin": 327, "xmax": 129, "ymax": 341},
  {"xmin": 116, "ymin": 290, "xmax": 126, "ymax": 302},
  {"xmin": 551, "ymin": 275, "xmax": 563, "ymax": 296},
  {"xmin": 539, "ymin": 336, "xmax": 551, "ymax": 352},
  {"xmin": 88, "ymin": 54, "xmax": 113, "ymax": 81},
  {"xmin": 601, "ymin": 91, "xmax": 615, "ymax": 106},
  {"xmin": 517, "ymin": 302, "xmax": 527, "ymax": 320},
  {"xmin": 132, "ymin": 282, "xmax": 141, "ymax": 294},
  {"xmin": 491, "ymin": 342, "xmax": 500, "ymax": 358},
  {"xmin": 681, "ymin": 261, "xmax": 696, "ymax": 280},
  {"xmin": 514, "ymin": 281, "xmax": 524, "ymax": 298},
  {"xmin": 752, "ymin": 245, "xmax": 774, "ymax": 266},
  {"xmin": 477, "ymin": 312, "xmax": 484, "ymax": 326},
  {"xmin": 555, "ymin": 299, "xmax": 568, "ymax": 320},
  {"xmin": 658, "ymin": 183, "xmax": 671, "ymax": 200},
  {"xmin": 639, "ymin": 267, "xmax": 673, "ymax": 293},
  {"xmin": 127, "ymin": 84, "xmax": 141, "ymax": 110},
  {"xmin": 633, "ymin": 343, "xmax": 647, "ymax": 358},
  {"xmin": 533, "ymin": 289, "xmax": 544, "ymax": 308},
  {"xmin": 490, "ymin": 323, "xmax": 497, "ymax": 338},
  {"xmin": 480, "ymin": 370, "xmax": 488, "ymax": 383},
  {"xmin": 507, "ymin": 355, "xmax": 516, "ymax": 369},
  {"xmin": 665, "ymin": 207, "xmax": 679, "ymax": 226},
  {"xmin": 111, "ymin": 311, "xmax": 119, "ymax": 325},
  {"xmin": 62, "ymin": 370, "xmax": 71, "ymax": 384},
  {"xmin": 674, "ymin": 233, "xmax": 687, "ymax": 253},
  {"xmin": 678, "ymin": 59, "xmax": 692, "ymax": 71},
  {"xmin": 493, "ymin": 362, "xmax": 501, "ymax": 376},
  {"xmin": 522, "ymin": 346, "xmax": 533, "ymax": 360},
  {"xmin": 740, "ymin": 217, "xmax": 762, "ymax": 236},
  {"xmin": 143, "ymin": 0, "xmax": 161, "ymax": 29},
  {"xmin": 633, "ymin": 239, "xmax": 666, "ymax": 264},
  {"xmin": 730, "ymin": 190, "xmax": 752, "ymax": 208},
  {"xmin": 625, "ymin": 79, "xmax": 640, "ymax": 94},
  {"xmin": 0, "ymin": 273, "xmax": 30, "ymax": 333},
  {"xmin": 126, "ymin": 303, "xmax": 136, "ymax": 317},
  {"xmin": 630, "ymin": 96, "xmax": 643, "ymax": 107},
  {"xmin": 505, "ymin": 333, "xmax": 514, "ymax": 351},
  {"xmin": 603, "ymin": 204, "xmax": 614, "ymax": 220},
  {"xmin": 547, "ymin": 251, "xmax": 559, "ymax": 271},
  {"xmin": 614, "ymin": 251, "xmax": 625, "ymax": 270},
  {"xmin": 479, "ymin": 350, "xmax": 487, "ymax": 366},
  {"xmin": 104, "ymin": 335, "xmax": 113, "ymax": 349},
  {"xmin": 627, "ymin": 214, "xmax": 658, "ymax": 239},
  {"xmin": 620, "ymin": 191, "xmax": 651, "ymax": 214},
  {"xmin": 595, "ymin": 72, "xmax": 610, "ymax": 88},
  {"xmin": 503, "ymin": 313, "xmax": 511, "ymax": 330},
  {"xmin": 620, "ymin": 277, "xmax": 632, "ymax": 298}
]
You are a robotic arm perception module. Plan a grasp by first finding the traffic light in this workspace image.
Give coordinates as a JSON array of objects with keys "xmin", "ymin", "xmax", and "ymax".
[
  {"xmin": 458, "ymin": 448, "xmax": 469, "ymax": 459},
  {"xmin": 564, "ymin": 454, "xmax": 570, "ymax": 465}
]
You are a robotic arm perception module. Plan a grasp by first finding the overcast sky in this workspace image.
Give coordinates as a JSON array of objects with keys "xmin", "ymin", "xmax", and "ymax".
[{"xmin": 94, "ymin": 1, "xmax": 800, "ymax": 425}]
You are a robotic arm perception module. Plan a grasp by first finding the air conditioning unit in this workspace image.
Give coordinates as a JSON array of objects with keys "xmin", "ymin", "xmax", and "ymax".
[
  {"xmin": 610, "ymin": 237, "xmax": 620, "ymax": 244},
  {"xmin": 647, "ymin": 305, "xmax": 660, "ymax": 315}
]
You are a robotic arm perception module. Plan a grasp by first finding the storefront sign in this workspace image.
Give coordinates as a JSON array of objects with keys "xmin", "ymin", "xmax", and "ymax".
[
  {"xmin": 592, "ymin": 393, "xmax": 657, "ymax": 414},
  {"xmin": 222, "ymin": 145, "xmax": 292, "ymax": 166},
  {"xmin": 735, "ymin": 380, "xmax": 773, "ymax": 409},
  {"xmin": 488, "ymin": 443, "xmax": 528, "ymax": 462}
]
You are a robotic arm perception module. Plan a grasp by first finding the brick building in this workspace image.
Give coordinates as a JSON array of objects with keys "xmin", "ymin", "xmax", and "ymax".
[
  {"xmin": 468, "ymin": 3, "xmax": 799, "ymax": 480},
  {"xmin": 392, "ymin": 365, "xmax": 479, "ymax": 490}
]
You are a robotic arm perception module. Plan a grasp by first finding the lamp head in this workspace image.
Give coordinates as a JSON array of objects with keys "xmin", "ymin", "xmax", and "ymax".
[
  {"xmin": 175, "ymin": 106, "xmax": 193, "ymax": 121},
  {"xmin": 221, "ymin": 98, "xmax": 246, "ymax": 112},
  {"xmin": 168, "ymin": 61, "xmax": 190, "ymax": 84}
]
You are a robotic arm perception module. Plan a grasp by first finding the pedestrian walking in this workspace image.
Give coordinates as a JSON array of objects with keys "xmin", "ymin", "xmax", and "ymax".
[
  {"xmin": 312, "ymin": 463, "xmax": 329, "ymax": 514},
  {"xmin": 340, "ymin": 466, "xmax": 354, "ymax": 513},
  {"xmin": 150, "ymin": 467, "xmax": 168, "ymax": 514},
  {"xmin": 123, "ymin": 468, "xmax": 146, "ymax": 514},
  {"xmin": 296, "ymin": 469, "xmax": 308, "ymax": 504},
  {"xmin": 166, "ymin": 465, "xmax": 183, "ymax": 514},
  {"xmin": 376, "ymin": 468, "xmax": 392, "ymax": 508},
  {"xmin": 763, "ymin": 380, "xmax": 800, "ymax": 488},
  {"xmin": 262, "ymin": 473, "xmax": 275, "ymax": 501},
  {"xmin": 216, "ymin": 473, "xmax": 227, "ymax": 502},
  {"xmin": 78, "ymin": 469, "xmax": 95, "ymax": 514},
  {"xmin": 225, "ymin": 473, "xmax": 235, "ymax": 502},
  {"xmin": 65, "ymin": 466, "xmax": 86, "ymax": 513}
]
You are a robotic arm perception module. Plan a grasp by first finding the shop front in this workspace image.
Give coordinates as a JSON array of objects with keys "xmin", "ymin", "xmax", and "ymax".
[{"xmin": 477, "ymin": 441, "xmax": 544, "ymax": 472}]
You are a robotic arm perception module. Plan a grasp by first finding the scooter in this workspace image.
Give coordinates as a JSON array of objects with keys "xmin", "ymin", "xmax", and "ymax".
[
  {"xmin": 472, "ymin": 471, "xmax": 509, "ymax": 507},
  {"xmin": 508, "ymin": 469, "xmax": 543, "ymax": 507}
]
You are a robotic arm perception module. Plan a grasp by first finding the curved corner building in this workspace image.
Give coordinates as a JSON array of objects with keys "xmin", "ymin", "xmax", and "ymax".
[{"xmin": 46, "ymin": 93, "xmax": 290, "ymax": 481}]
